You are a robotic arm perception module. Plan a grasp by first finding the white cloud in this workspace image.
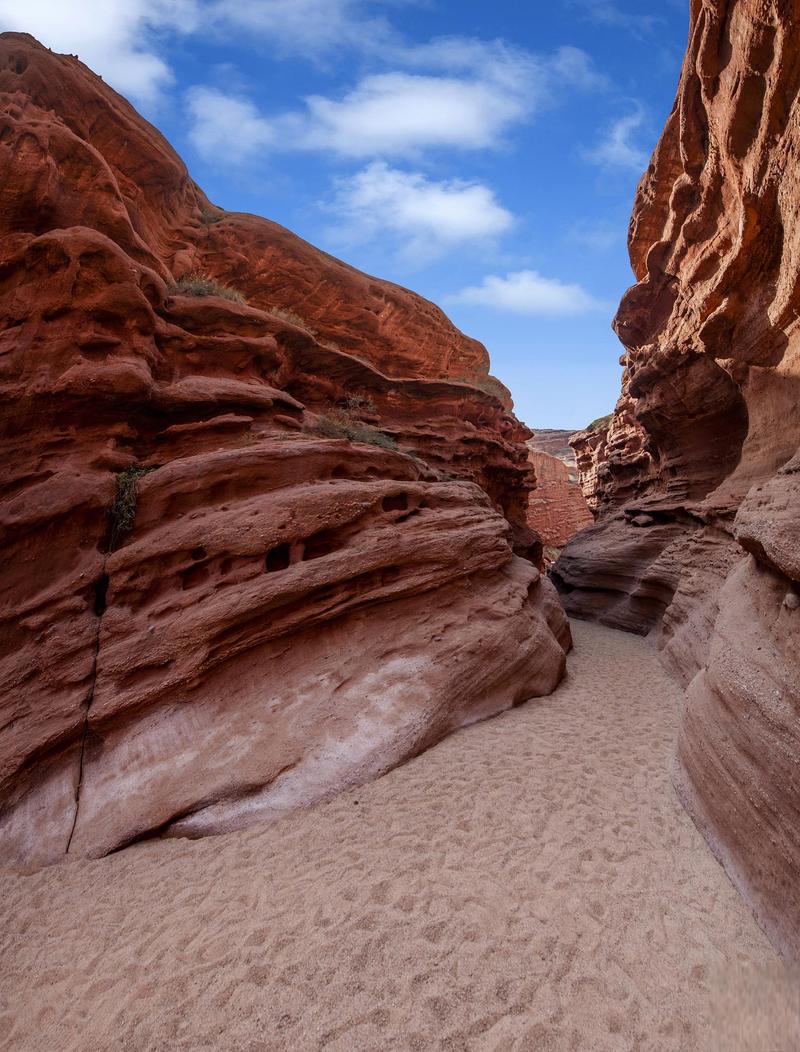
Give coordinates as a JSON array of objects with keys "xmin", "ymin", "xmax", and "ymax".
[
  {"xmin": 5, "ymin": 0, "xmax": 607, "ymax": 130},
  {"xmin": 547, "ymin": 45, "xmax": 609, "ymax": 90},
  {"xmin": 328, "ymin": 161, "xmax": 513, "ymax": 261},
  {"xmin": 207, "ymin": 0, "xmax": 396, "ymax": 54},
  {"xmin": 393, "ymin": 35, "xmax": 543, "ymax": 90},
  {"xmin": 587, "ymin": 109, "xmax": 650, "ymax": 170},
  {"xmin": 11, "ymin": 0, "xmax": 600, "ymax": 162},
  {"xmin": 294, "ymin": 39, "xmax": 605, "ymax": 157},
  {"xmin": 186, "ymin": 87, "xmax": 275, "ymax": 160},
  {"xmin": 447, "ymin": 270, "xmax": 607, "ymax": 315},
  {"xmin": 299, "ymin": 72, "xmax": 529, "ymax": 157},
  {"xmin": 0, "ymin": 0, "xmax": 198, "ymax": 103},
  {"xmin": 185, "ymin": 37, "xmax": 604, "ymax": 162},
  {"xmin": 185, "ymin": 68, "xmax": 526, "ymax": 163}
]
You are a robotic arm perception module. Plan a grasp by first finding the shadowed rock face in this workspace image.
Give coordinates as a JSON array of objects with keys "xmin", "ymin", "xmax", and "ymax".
[
  {"xmin": 554, "ymin": 0, "xmax": 800, "ymax": 962},
  {"xmin": 0, "ymin": 33, "xmax": 570, "ymax": 865}
]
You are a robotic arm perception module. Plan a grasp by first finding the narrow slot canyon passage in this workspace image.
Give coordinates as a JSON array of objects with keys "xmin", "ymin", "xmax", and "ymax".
[{"xmin": 0, "ymin": 622, "xmax": 794, "ymax": 1052}]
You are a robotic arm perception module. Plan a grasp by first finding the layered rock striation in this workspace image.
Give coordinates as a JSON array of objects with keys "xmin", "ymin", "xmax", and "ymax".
[
  {"xmin": 0, "ymin": 34, "xmax": 570, "ymax": 866},
  {"xmin": 554, "ymin": 0, "xmax": 800, "ymax": 963}
]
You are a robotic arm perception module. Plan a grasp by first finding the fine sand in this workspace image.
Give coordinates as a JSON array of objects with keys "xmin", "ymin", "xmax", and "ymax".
[{"xmin": 0, "ymin": 621, "xmax": 797, "ymax": 1051}]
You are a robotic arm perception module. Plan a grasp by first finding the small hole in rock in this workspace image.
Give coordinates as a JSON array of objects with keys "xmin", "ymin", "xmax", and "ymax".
[
  {"xmin": 265, "ymin": 543, "xmax": 291, "ymax": 573},
  {"xmin": 191, "ymin": 546, "xmax": 207, "ymax": 561},
  {"xmin": 304, "ymin": 529, "xmax": 340, "ymax": 560},
  {"xmin": 182, "ymin": 564, "xmax": 209, "ymax": 590},
  {"xmin": 382, "ymin": 493, "xmax": 408, "ymax": 513}
]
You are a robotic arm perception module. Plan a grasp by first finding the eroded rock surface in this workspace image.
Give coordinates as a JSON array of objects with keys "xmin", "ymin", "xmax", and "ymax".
[
  {"xmin": 554, "ymin": 0, "xmax": 800, "ymax": 962},
  {"xmin": 0, "ymin": 33, "xmax": 569, "ymax": 865}
]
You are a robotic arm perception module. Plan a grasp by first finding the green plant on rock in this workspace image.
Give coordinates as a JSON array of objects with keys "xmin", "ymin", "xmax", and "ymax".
[
  {"xmin": 170, "ymin": 272, "xmax": 245, "ymax": 304},
  {"xmin": 109, "ymin": 466, "xmax": 155, "ymax": 547},
  {"xmin": 316, "ymin": 411, "xmax": 398, "ymax": 451},
  {"xmin": 586, "ymin": 413, "xmax": 613, "ymax": 434},
  {"xmin": 343, "ymin": 394, "xmax": 378, "ymax": 416},
  {"xmin": 270, "ymin": 307, "xmax": 317, "ymax": 335}
]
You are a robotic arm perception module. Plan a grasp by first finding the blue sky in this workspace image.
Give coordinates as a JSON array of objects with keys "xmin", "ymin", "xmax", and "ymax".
[{"xmin": 2, "ymin": 1, "xmax": 689, "ymax": 428}]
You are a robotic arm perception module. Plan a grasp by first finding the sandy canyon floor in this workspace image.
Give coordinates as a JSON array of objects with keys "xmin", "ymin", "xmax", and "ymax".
[{"xmin": 0, "ymin": 621, "xmax": 797, "ymax": 1051}]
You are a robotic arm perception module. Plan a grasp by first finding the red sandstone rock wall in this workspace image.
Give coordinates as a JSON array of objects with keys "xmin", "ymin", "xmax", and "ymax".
[
  {"xmin": 526, "ymin": 445, "xmax": 593, "ymax": 553},
  {"xmin": 0, "ymin": 33, "xmax": 570, "ymax": 866},
  {"xmin": 554, "ymin": 0, "xmax": 800, "ymax": 963}
]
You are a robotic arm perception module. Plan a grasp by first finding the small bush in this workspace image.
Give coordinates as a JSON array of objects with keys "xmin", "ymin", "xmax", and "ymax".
[
  {"xmin": 109, "ymin": 466, "xmax": 154, "ymax": 547},
  {"xmin": 586, "ymin": 413, "xmax": 613, "ymax": 433},
  {"xmin": 171, "ymin": 272, "xmax": 245, "ymax": 304},
  {"xmin": 357, "ymin": 429, "xmax": 398, "ymax": 451},
  {"xmin": 343, "ymin": 394, "xmax": 378, "ymax": 416},
  {"xmin": 316, "ymin": 411, "xmax": 398, "ymax": 451},
  {"xmin": 270, "ymin": 307, "xmax": 317, "ymax": 334}
]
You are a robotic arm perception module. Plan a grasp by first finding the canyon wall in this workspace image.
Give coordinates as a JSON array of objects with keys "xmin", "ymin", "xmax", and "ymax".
[
  {"xmin": 0, "ymin": 33, "xmax": 570, "ymax": 866},
  {"xmin": 526, "ymin": 436, "xmax": 593, "ymax": 558},
  {"xmin": 554, "ymin": 0, "xmax": 800, "ymax": 963}
]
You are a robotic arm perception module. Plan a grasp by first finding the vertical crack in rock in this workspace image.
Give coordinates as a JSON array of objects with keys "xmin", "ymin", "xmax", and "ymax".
[
  {"xmin": 65, "ymin": 461, "xmax": 138, "ymax": 855},
  {"xmin": 65, "ymin": 569, "xmax": 109, "ymax": 854}
]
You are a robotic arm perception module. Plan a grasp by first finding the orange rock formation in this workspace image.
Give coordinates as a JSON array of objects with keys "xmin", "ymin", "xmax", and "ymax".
[
  {"xmin": 0, "ymin": 33, "xmax": 570, "ymax": 866},
  {"xmin": 554, "ymin": 0, "xmax": 800, "ymax": 963}
]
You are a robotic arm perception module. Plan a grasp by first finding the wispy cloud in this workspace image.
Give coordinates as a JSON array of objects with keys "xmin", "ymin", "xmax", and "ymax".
[
  {"xmin": 447, "ymin": 270, "xmax": 608, "ymax": 315},
  {"xmin": 0, "ymin": 0, "xmax": 397, "ymax": 103},
  {"xmin": 566, "ymin": 0, "xmax": 661, "ymax": 37},
  {"xmin": 390, "ymin": 36, "xmax": 607, "ymax": 90},
  {"xmin": 327, "ymin": 162, "xmax": 514, "ymax": 263},
  {"xmin": 567, "ymin": 218, "xmax": 621, "ymax": 252},
  {"xmin": 185, "ymin": 37, "xmax": 605, "ymax": 162},
  {"xmin": 206, "ymin": 0, "xmax": 398, "ymax": 56},
  {"xmin": 547, "ymin": 44, "xmax": 609, "ymax": 90},
  {"xmin": 586, "ymin": 108, "xmax": 650, "ymax": 170},
  {"xmin": 9, "ymin": 1, "xmax": 606, "ymax": 156},
  {"xmin": 186, "ymin": 86, "xmax": 275, "ymax": 160},
  {"xmin": 0, "ymin": 0, "xmax": 199, "ymax": 103}
]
